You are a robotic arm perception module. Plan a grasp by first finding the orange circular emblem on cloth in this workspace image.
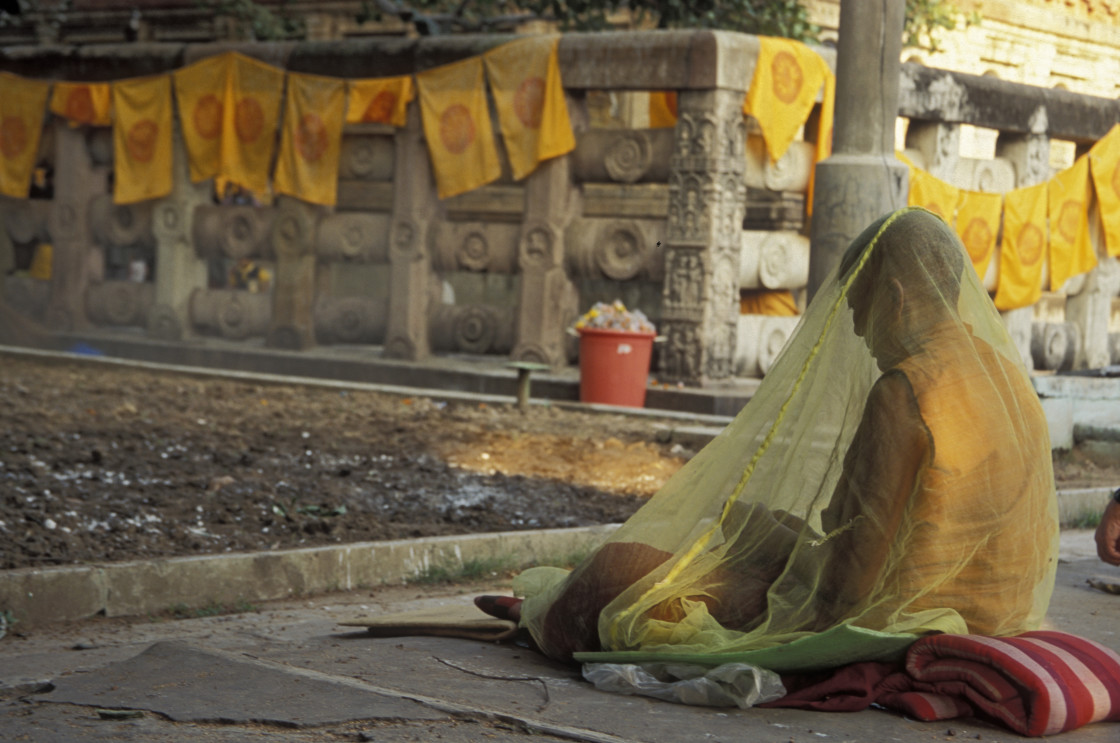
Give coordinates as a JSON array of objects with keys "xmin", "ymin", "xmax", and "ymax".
[
  {"xmin": 193, "ymin": 94, "xmax": 223, "ymax": 139},
  {"xmin": 295, "ymin": 113, "xmax": 329, "ymax": 162},
  {"xmin": 362, "ymin": 90, "xmax": 397, "ymax": 123},
  {"xmin": 513, "ymin": 76, "xmax": 546, "ymax": 129},
  {"xmin": 961, "ymin": 217, "xmax": 992, "ymax": 264},
  {"xmin": 0, "ymin": 115, "xmax": 28, "ymax": 159},
  {"xmin": 771, "ymin": 50, "xmax": 804, "ymax": 105},
  {"xmin": 924, "ymin": 201, "xmax": 946, "ymax": 221},
  {"xmin": 65, "ymin": 87, "xmax": 96, "ymax": 124},
  {"xmin": 439, "ymin": 104, "xmax": 476, "ymax": 155},
  {"xmin": 235, "ymin": 97, "xmax": 264, "ymax": 143},
  {"xmin": 1057, "ymin": 200, "xmax": 1082, "ymax": 243},
  {"xmin": 126, "ymin": 119, "xmax": 160, "ymax": 163},
  {"xmin": 1017, "ymin": 222, "xmax": 1045, "ymax": 266}
]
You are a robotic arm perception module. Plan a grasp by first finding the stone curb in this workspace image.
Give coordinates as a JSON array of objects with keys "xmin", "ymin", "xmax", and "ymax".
[
  {"xmin": 3, "ymin": 486, "xmax": 1112, "ymax": 627},
  {"xmin": 0, "ymin": 525, "xmax": 618, "ymax": 626}
]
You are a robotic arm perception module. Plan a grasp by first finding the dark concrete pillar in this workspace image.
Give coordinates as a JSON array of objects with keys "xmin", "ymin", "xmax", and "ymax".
[{"xmin": 808, "ymin": 0, "xmax": 909, "ymax": 298}]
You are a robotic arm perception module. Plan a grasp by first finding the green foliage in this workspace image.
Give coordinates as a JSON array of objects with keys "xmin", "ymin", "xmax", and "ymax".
[
  {"xmin": 903, "ymin": 0, "xmax": 979, "ymax": 52},
  {"xmin": 412, "ymin": 555, "xmax": 521, "ymax": 584},
  {"xmin": 1063, "ymin": 509, "xmax": 1103, "ymax": 530},
  {"xmin": 359, "ymin": 0, "xmax": 818, "ymax": 41},
  {"xmin": 200, "ymin": 0, "xmax": 306, "ymax": 41}
]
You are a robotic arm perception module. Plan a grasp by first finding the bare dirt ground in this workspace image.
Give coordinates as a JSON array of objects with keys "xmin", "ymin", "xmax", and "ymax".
[{"xmin": 1, "ymin": 353, "xmax": 1116, "ymax": 571}]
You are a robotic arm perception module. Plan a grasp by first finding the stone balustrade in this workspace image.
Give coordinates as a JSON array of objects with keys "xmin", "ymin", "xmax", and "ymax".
[{"xmin": 3, "ymin": 31, "xmax": 1120, "ymax": 384}]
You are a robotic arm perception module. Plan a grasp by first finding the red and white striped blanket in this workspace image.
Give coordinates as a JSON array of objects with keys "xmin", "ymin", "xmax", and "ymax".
[{"xmin": 764, "ymin": 631, "xmax": 1120, "ymax": 736}]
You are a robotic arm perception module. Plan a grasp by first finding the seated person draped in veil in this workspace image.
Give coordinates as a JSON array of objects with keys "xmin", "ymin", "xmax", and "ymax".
[{"xmin": 480, "ymin": 207, "xmax": 1058, "ymax": 663}]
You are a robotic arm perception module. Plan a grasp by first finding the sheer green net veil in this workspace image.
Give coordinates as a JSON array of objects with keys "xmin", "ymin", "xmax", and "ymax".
[{"xmin": 515, "ymin": 207, "xmax": 1058, "ymax": 668}]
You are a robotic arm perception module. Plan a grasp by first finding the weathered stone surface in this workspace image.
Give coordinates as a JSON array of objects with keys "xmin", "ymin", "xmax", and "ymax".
[
  {"xmin": 565, "ymin": 217, "xmax": 665, "ymax": 282},
  {"xmin": 190, "ymin": 288, "xmax": 272, "ymax": 340},
  {"xmin": 384, "ymin": 103, "xmax": 437, "ymax": 361},
  {"xmin": 572, "ymin": 129, "xmax": 673, "ymax": 184},
  {"xmin": 430, "ymin": 303, "xmax": 515, "ymax": 355},
  {"xmin": 85, "ymin": 280, "xmax": 155, "ymax": 328},
  {"xmin": 1032, "ymin": 320, "xmax": 1079, "ymax": 372},
  {"xmin": 336, "ymin": 180, "xmax": 395, "ymax": 211},
  {"xmin": 735, "ymin": 314, "xmax": 800, "ymax": 378},
  {"xmin": 44, "ymin": 123, "xmax": 99, "ymax": 332},
  {"xmin": 428, "ymin": 221, "xmax": 520, "ymax": 274},
  {"xmin": 900, "ymin": 61, "xmax": 1120, "ymax": 142},
  {"xmin": 191, "ymin": 204, "xmax": 275, "ymax": 260},
  {"xmin": 89, "ymin": 194, "xmax": 153, "ymax": 248},
  {"xmin": 740, "ymin": 230, "xmax": 810, "ymax": 290},
  {"xmin": 442, "ymin": 185, "xmax": 525, "ymax": 223},
  {"xmin": 313, "ymin": 295, "xmax": 388, "ymax": 345},
  {"xmin": 315, "ymin": 212, "xmax": 392, "ymax": 263},
  {"xmin": 267, "ymin": 197, "xmax": 320, "ymax": 350},
  {"xmin": 339, "ymin": 134, "xmax": 395, "ymax": 181},
  {"xmin": 149, "ymin": 124, "xmax": 211, "ymax": 342}
]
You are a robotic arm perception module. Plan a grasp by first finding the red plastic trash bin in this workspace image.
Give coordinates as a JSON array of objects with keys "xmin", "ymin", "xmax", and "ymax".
[{"xmin": 578, "ymin": 327, "xmax": 655, "ymax": 407}]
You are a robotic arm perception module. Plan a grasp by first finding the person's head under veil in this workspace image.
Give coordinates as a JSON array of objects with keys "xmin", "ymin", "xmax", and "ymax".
[{"xmin": 490, "ymin": 208, "xmax": 1058, "ymax": 666}]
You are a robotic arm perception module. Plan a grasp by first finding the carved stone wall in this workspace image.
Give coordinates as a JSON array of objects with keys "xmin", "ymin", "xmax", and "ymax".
[
  {"xmin": 190, "ymin": 289, "xmax": 272, "ymax": 340},
  {"xmin": 659, "ymin": 88, "xmax": 747, "ymax": 384}
]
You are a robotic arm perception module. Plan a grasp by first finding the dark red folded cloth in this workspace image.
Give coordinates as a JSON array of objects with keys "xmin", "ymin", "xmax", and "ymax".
[{"xmin": 764, "ymin": 631, "xmax": 1120, "ymax": 737}]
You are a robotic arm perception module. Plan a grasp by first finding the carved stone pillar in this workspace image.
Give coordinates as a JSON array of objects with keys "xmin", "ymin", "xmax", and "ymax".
[
  {"xmin": 45, "ymin": 123, "xmax": 99, "ymax": 331},
  {"xmin": 149, "ymin": 122, "xmax": 210, "ymax": 341},
  {"xmin": 658, "ymin": 88, "xmax": 747, "ymax": 384},
  {"xmin": 267, "ymin": 196, "xmax": 320, "ymax": 350},
  {"xmin": 996, "ymin": 131, "xmax": 1051, "ymax": 372},
  {"xmin": 1066, "ymin": 257, "xmax": 1120, "ymax": 370},
  {"xmin": 905, "ymin": 121, "xmax": 960, "ymax": 181},
  {"xmin": 384, "ymin": 102, "xmax": 437, "ymax": 361},
  {"xmin": 512, "ymin": 154, "xmax": 581, "ymax": 366}
]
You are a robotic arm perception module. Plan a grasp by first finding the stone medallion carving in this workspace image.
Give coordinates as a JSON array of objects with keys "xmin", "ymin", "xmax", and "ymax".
[
  {"xmin": 272, "ymin": 207, "xmax": 314, "ymax": 259},
  {"xmin": 604, "ymin": 131, "xmax": 652, "ymax": 184},
  {"xmin": 458, "ymin": 231, "xmax": 490, "ymax": 271},
  {"xmin": 454, "ymin": 305, "xmax": 497, "ymax": 354},
  {"xmin": 519, "ymin": 224, "xmax": 556, "ymax": 269},
  {"xmin": 223, "ymin": 210, "xmax": 260, "ymax": 258},
  {"xmin": 594, "ymin": 221, "xmax": 646, "ymax": 281},
  {"xmin": 390, "ymin": 220, "xmax": 419, "ymax": 261}
]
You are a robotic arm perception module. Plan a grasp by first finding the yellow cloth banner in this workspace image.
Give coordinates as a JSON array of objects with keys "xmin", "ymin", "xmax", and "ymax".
[
  {"xmin": 49, "ymin": 82, "xmax": 112, "ymax": 127},
  {"xmin": 173, "ymin": 52, "xmax": 284, "ymax": 197},
  {"xmin": 743, "ymin": 37, "xmax": 833, "ymax": 164},
  {"xmin": 739, "ymin": 289, "xmax": 799, "ymax": 316},
  {"xmin": 112, "ymin": 75, "xmax": 173, "ymax": 204},
  {"xmin": 274, "ymin": 72, "xmax": 347, "ymax": 206},
  {"xmin": 417, "ymin": 56, "xmax": 500, "ymax": 199},
  {"xmin": 994, "ymin": 182, "xmax": 1048, "ymax": 311},
  {"xmin": 484, "ymin": 36, "xmax": 575, "ymax": 182},
  {"xmin": 1089, "ymin": 124, "xmax": 1120, "ymax": 258},
  {"xmin": 0, "ymin": 73, "xmax": 49, "ymax": 199},
  {"xmin": 1048, "ymin": 155, "xmax": 1097, "ymax": 291},
  {"xmin": 346, "ymin": 75, "xmax": 414, "ymax": 127},
  {"xmin": 955, "ymin": 190, "xmax": 1002, "ymax": 282},
  {"xmin": 908, "ymin": 168, "xmax": 960, "ymax": 224},
  {"xmin": 649, "ymin": 91, "xmax": 678, "ymax": 129}
]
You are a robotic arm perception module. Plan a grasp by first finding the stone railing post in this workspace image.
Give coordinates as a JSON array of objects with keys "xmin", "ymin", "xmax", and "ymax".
[
  {"xmin": 1066, "ymin": 255, "xmax": 1120, "ymax": 369},
  {"xmin": 511, "ymin": 147, "xmax": 582, "ymax": 366},
  {"xmin": 384, "ymin": 101, "xmax": 437, "ymax": 361},
  {"xmin": 905, "ymin": 120, "xmax": 960, "ymax": 181},
  {"xmin": 267, "ymin": 196, "xmax": 320, "ymax": 350},
  {"xmin": 148, "ymin": 122, "xmax": 210, "ymax": 341},
  {"xmin": 659, "ymin": 88, "xmax": 747, "ymax": 384},
  {"xmin": 996, "ymin": 130, "xmax": 1050, "ymax": 372},
  {"xmin": 45, "ymin": 122, "xmax": 99, "ymax": 331}
]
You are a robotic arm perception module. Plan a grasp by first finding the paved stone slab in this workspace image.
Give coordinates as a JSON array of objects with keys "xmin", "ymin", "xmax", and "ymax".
[{"xmin": 46, "ymin": 640, "xmax": 447, "ymax": 727}]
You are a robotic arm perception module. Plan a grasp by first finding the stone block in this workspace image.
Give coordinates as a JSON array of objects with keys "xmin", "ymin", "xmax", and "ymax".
[
  {"xmin": 0, "ymin": 565, "xmax": 106, "ymax": 625},
  {"xmin": 428, "ymin": 221, "xmax": 520, "ymax": 274},
  {"xmin": 740, "ymin": 230, "xmax": 809, "ymax": 290},
  {"xmin": 572, "ymin": 129, "xmax": 673, "ymax": 184},
  {"xmin": 565, "ymin": 218, "xmax": 665, "ymax": 281}
]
